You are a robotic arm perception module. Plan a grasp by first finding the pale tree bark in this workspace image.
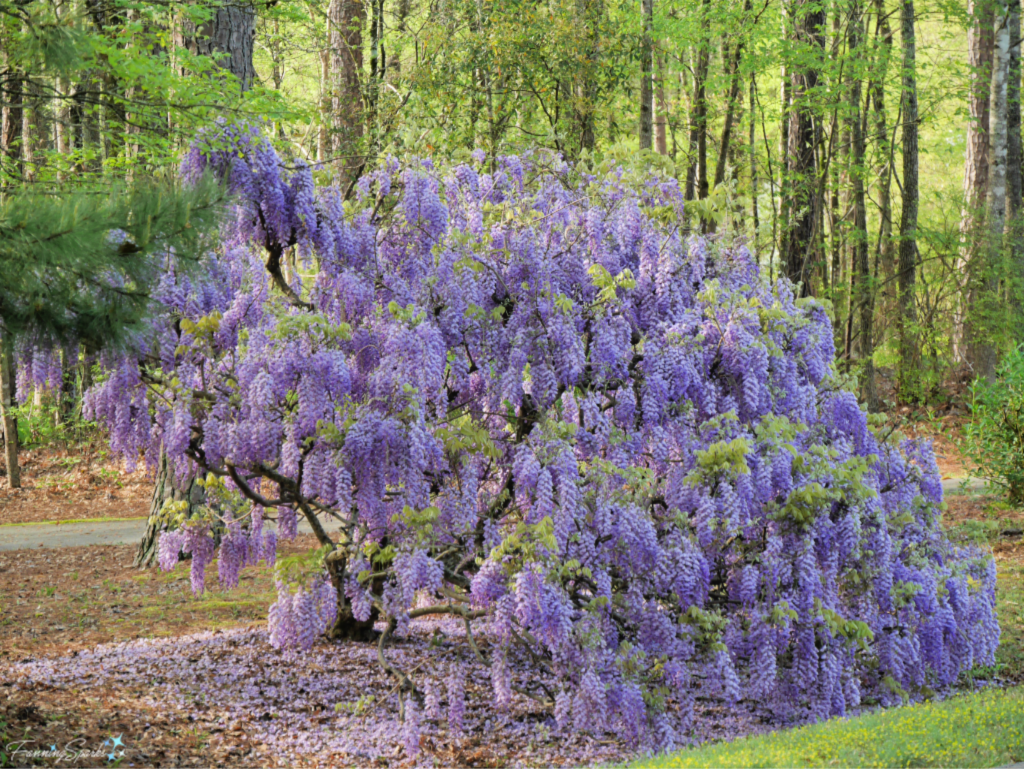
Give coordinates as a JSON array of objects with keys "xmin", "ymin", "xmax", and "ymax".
[
  {"xmin": 956, "ymin": 0, "xmax": 995, "ymax": 366},
  {"xmin": 329, "ymin": 0, "xmax": 365, "ymax": 182},
  {"xmin": 655, "ymin": 50, "xmax": 668, "ymax": 155},
  {"xmin": 639, "ymin": 0, "xmax": 654, "ymax": 150},
  {"xmin": 1, "ymin": 336, "xmax": 19, "ymax": 489},
  {"xmin": 1, "ymin": 35, "xmax": 22, "ymax": 181},
  {"xmin": 973, "ymin": 0, "xmax": 1011, "ymax": 383},
  {"xmin": 1006, "ymin": 0, "xmax": 1023, "ymax": 331},
  {"xmin": 779, "ymin": 2, "xmax": 791, "ymax": 261},
  {"xmin": 21, "ymin": 43, "xmax": 36, "ymax": 183},
  {"xmin": 898, "ymin": 0, "xmax": 921, "ymax": 400},
  {"xmin": 750, "ymin": 73, "xmax": 759, "ymax": 241}
]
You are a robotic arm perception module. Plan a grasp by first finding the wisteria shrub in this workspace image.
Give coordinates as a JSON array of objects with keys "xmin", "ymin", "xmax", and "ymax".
[{"xmin": 39, "ymin": 122, "xmax": 999, "ymax": 747}]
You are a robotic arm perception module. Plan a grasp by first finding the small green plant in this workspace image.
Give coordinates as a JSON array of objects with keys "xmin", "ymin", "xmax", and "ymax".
[{"xmin": 963, "ymin": 345, "xmax": 1024, "ymax": 504}]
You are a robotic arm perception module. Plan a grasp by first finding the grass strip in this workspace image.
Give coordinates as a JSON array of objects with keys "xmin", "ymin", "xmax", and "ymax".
[
  {"xmin": 633, "ymin": 686, "xmax": 1024, "ymax": 769},
  {"xmin": 0, "ymin": 516, "xmax": 148, "ymax": 528}
]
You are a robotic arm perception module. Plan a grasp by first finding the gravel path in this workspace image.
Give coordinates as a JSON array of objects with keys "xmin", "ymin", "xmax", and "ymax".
[{"xmin": 0, "ymin": 477, "xmax": 990, "ymax": 552}]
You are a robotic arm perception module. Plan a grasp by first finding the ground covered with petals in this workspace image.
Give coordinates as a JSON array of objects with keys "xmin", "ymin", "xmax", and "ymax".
[{"xmin": 2, "ymin": 622, "xmax": 784, "ymax": 768}]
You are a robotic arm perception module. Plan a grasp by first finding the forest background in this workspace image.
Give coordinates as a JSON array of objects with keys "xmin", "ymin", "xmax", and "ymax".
[{"xmin": 0, "ymin": 0, "xmax": 1019, "ymax": 427}]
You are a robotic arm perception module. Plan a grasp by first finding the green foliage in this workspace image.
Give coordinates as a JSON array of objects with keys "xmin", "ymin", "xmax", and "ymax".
[
  {"xmin": 964, "ymin": 346, "xmax": 1024, "ymax": 504},
  {"xmin": 692, "ymin": 437, "xmax": 752, "ymax": 477},
  {"xmin": 0, "ymin": 177, "xmax": 227, "ymax": 346}
]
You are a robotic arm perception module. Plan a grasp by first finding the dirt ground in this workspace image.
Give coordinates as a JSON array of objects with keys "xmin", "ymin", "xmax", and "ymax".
[
  {"xmin": 0, "ymin": 536, "xmax": 321, "ymax": 768},
  {"xmin": 0, "ymin": 444, "xmax": 151, "ymax": 526}
]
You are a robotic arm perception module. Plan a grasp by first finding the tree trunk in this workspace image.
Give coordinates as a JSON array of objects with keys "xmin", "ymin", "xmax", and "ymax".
[
  {"xmin": 956, "ymin": 0, "xmax": 996, "ymax": 367},
  {"xmin": 21, "ymin": 67, "xmax": 36, "ymax": 182},
  {"xmin": 0, "ymin": 336, "xmax": 19, "ymax": 489},
  {"xmin": 779, "ymin": 3, "xmax": 791, "ymax": 261},
  {"xmin": 1006, "ymin": 0, "xmax": 1023, "ymax": 332},
  {"xmin": 368, "ymin": 0, "xmax": 384, "ymax": 153},
  {"xmin": 639, "ymin": 0, "xmax": 654, "ymax": 150},
  {"xmin": 178, "ymin": 0, "xmax": 257, "ymax": 93},
  {"xmin": 848, "ymin": 2, "xmax": 876, "ymax": 409},
  {"xmin": 974, "ymin": 0, "xmax": 1011, "ymax": 383},
  {"xmin": 319, "ymin": 48, "xmax": 331, "ymax": 163},
  {"xmin": 135, "ymin": 449, "xmax": 206, "ymax": 568},
  {"xmin": 750, "ymin": 73, "xmax": 760, "ymax": 241},
  {"xmin": 329, "ymin": 0, "xmax": 365, "ymax": 182},
  {"xmin": 714, "ymin": 27, "xmax": 747, "ymax": 190},
  {"xmin": 782, "ymin": 0, "xmax": 825, "ymax": 296},
  {"xmin": 1, "ymin": 39, "xmax": 23, "ymax": 182},
  {"xmin": 574, "ymin": 0, "xmax": 601, "ymax": 153},
  {"xmin": 898, "ymin": 0, "xmax": 921, "ymax": 401},
  {"xmin": 655, "ymin": 50, "xmax": 669, "ymax": 155},
  {"xmin": 325, "ymin": 553, "xmax": 380, "ymax": 641},
  {"xmin": 871, "ymin": 0, "xmax": 895, "ymax": 325}
]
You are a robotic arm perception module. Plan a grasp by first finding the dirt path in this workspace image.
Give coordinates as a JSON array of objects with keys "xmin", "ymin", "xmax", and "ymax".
[{"xmin": 0, "ymin": 515, "xmax": 348, "ymax": 551}]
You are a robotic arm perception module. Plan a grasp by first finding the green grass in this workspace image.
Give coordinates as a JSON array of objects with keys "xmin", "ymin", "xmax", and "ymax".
[
  {"xmin": 993, "ymin": 559, "xmax": 1024, "ymax": 683},
  {"xmin": 0, "ymin": 516, "xmax": 147, "ymax": 527},
  {"xmin": 633, "ymin": 687, "xmax": 1024, "ymax": 769}
]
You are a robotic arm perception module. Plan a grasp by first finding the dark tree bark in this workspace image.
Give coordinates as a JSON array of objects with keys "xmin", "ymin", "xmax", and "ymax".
[
  {"xmin": 847, "ymin": 2, "xmax": 876, "ymax": 409},
  {"xmin": 0, "ymin": 335, "xmax": 18, "ymax": 489},
  {"xmin": 684, "ymin": 0, "xmax": 711, "ymax": 203},
  {"xmin": 782, "ymin": 0, "xmax": 825, "ymax": 295},
  {"xmin": 898, "ymin": 0, "xmax": 921, "ymax": 400},
  {"xmin": 639, "ymin": 0, "xmax": 654, "ymax": 150},
  {"xmin": 329, "ymin": 0, "xmax": 365, "ymax": 182},
  {"xmin": 137, "ymin": 0, "xmax": 256, "ymax": 561},
  {"xmin": 178, "ymin": 0, "xmax": 257, "ymax": 93},
  {"xmin": 870, "ymin": 0, "xmax": 895, "ymax": 322},
  {"xmin": 574, "ymin": 0, "xmax": 602, "ymax": 153},
  {"xmin": 714, "ymin": 23, "xmax": 749, "ymax": 190}
]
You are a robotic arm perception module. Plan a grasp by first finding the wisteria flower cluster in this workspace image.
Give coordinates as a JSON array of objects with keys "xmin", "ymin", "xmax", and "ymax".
[{"xmin": 65, "ymin": 122, "xmax": 998, "ymax": 747}]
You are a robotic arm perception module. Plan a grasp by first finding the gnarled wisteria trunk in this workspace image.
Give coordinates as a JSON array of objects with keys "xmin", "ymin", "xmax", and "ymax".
[{"xmin": 134, "ymin": 449, "xmax": 206, "ymax": 568}]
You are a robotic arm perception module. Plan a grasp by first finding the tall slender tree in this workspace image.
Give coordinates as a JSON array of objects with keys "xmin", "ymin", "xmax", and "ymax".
[
  {"xmin": 639, "ymin": 0, "xmax": 654, "ymax": 150},
  {"xmin": 956, "ymin": 0, "xmax": 995, "ymax": 369},
  {"xmin": 0, "ymin": 335, "xmax": 18, "ymax": 489},
  {"xmin": 976, "ymin": 0, "xmax": 1011, "ymax": 382},
  {"xmin": 898, "ymin": 0, "xmax": 921, "ymax": 400},
  {"xmin": 329, "ymin": 0, "xmax": 365, "ymax": 180},
  {"xmin": 1006, "ymin": 0, "xmax": 1023, "ymax": 332},
  {"xmin": 782, "ymin": 0, "xmax": 826, "ymax": 295}
]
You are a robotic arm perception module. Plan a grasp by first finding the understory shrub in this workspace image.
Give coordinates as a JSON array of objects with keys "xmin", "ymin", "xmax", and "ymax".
[
  {"xmin": 20, "ymin": 123, "xmax": 999, "ymax": 750},
  {"xmin": 964, "ymin": 345, "xmax": 1024, "ymax": 503}
]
